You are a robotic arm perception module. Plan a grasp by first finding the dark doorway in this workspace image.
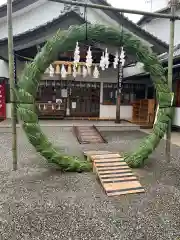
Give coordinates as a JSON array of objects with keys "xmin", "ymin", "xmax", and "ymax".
[{"xmin": 70, "ymin": 82, "xmax": 100, "ymax": 117}]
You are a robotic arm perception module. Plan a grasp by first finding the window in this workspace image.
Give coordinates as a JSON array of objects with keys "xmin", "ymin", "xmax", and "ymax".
[
  {"xmin": 36, "ymin": 80, "xmax": 100, "ymax": 103},
  {"xmin": 103, "ymin": 87, "xmax": 116, "ymax": 105},
  {"xmin": 103, "ymin": 83, "xmax": 146, "ymax": 105}
]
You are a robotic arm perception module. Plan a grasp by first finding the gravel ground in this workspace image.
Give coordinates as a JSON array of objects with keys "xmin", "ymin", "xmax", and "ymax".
[{"xmin": 0, "ymin": 127, "xmax": 180, "ymax": 239}]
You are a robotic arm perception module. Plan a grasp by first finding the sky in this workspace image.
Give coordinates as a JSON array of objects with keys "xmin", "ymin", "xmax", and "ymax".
[
  {"xmin": 108, "ymin": 0, "xmax": 149, "ymax": 22},
  {"xmin": 107, "ymin": 0, "xmax": 169, "ymax": 22},
  {"xmin": 0, "ymin": 0, "xmax": 5, "ymax": 5},
  {"xmin": 0, "ymin": 0, "xmax": 168, "ymax": 22}
]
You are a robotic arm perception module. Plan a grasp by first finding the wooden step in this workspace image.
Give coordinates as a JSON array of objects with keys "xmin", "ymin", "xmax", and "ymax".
[
  {"xmin": 73, "ymin": 126, "xmax": 107, "ymax": 144},
  {"xmin": 84, "ymin": 150, "xmax": 145, "ymax": 197},
  {"xmin": 91, "ymin": 154, "xmax": 122, "ymax": 160}
]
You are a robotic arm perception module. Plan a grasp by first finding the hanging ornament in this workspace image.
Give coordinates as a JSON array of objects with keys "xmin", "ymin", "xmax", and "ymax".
[
  {"xmin": 110, "ymin": 91, "xmax": 113, "ymax": 98},
  {"xmin": 72, "ymin": 65, "xmax": 77, "ymax": 78},
  {"xmin": 82, "ymin": 66, "xmax": 88, "ymax": 78},
  {"xmin": 104, "ymin": 48, "xmax": 109, "ymax": 69},
  {"xmin": 45, "ymin": 67, "xmax": 49, "ymax": 74},
  {"xmin": 61, "ymin": 64, "xmax": 67, "ymax": 79},
  {"xmin": 77, "ymin": 65, "xmax": 82, "ymax": 75},
  {"xmin": 43, "ymin": 104, "xmax": 47, "ymax": 110},
  {"xmin": 57, "ymin": 104, "xmax": 61, "ymax": 110},
  {"xmin": 93, "ymin": 65, "xmax": 100, "ymax": 79},
  {"xmin": 100, "ymin": 52, "xmax": 106, "ymax": 71},
  {"xmin": 49, "ymin": 64, "xmax": 54, "ymax": 77},
  {"xmin": 66, "ymin": 107, "xmax": 70, "ymax": 115},
  {"xmin": 120, "ymin": 46, "xmax": 126, "ymax": 67},
  {"xmin": 86, "ymin": 46, "xmax": 93, "ymax": 68},
  {"xmin": 52, "ymin": 104, "xmax": 55, "ymax": 110},
  {"xmin": 74, "ymin": 42, "xmax": 80, "ymax": 67},
  {"xmin": 113, "ymin": 52, "xmax": 119, "ymax": 69},
  {"xmin": 38, "ymin": 104, "xmax": 42, "ymax": 111},
  {"xmin": 55, "ymin": 64, "xmax": 60, "ymax": 74},
  {"xmin": 67, "ymin": 65, "xmax": 72, "ymax": 75},
  {"xmin": 87, "ymin": 67, "xmax": 91, "ymax": 76}
]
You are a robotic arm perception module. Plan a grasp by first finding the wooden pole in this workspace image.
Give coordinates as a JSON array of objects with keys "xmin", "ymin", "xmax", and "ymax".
[
  {"xmin": 7, "ymin": 0, "xmax": 18, "ymax": 170},
  {"xmin": 115, "ymin": 59, "xmax": 121, "ymax": 123},
  {"xmin": 166, "ymin": 0, "xmax": 177, "ymax": 162},
  {"xmin": 115, "ymin": 57, "xmax": 123, "ymax": 124},
  {"xmin": 49, "ymin": 0, "xmax": 180, "ymax": 20}
]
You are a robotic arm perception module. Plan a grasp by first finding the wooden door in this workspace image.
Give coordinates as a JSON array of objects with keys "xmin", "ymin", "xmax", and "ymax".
[{"xmin": 70, "ymin": 86, "xmax": 100, "ymax": 117}]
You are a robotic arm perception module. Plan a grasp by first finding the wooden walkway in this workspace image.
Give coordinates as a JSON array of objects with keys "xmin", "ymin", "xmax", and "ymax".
[
  {"xmin": 84, "ymin": 151, "xmax": 145, "ymax": 197},
  {"xmin": 73, "ymin": 126, "xmax": 106, "ymax": 144}
]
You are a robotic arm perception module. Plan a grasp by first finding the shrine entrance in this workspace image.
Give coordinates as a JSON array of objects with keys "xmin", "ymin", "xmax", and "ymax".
[
  {"xmin": 36, "ymin": 80, "xmax": 100, "ymax": 119},
  {"xmin": 69, "ymin": 81, "xmax": 100, "ymax": 117}
]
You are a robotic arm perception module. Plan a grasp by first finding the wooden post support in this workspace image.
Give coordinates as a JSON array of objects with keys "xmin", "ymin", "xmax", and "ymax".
[
  {"xmin": 166, "ymin": 0, "xmax": 177, "ymax": 162},
  {"xmin": 7, "ymin": 0, "xmax": 18, "ymax": 170}
]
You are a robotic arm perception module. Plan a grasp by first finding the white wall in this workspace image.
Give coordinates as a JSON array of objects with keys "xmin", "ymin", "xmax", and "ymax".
[
  {"xmin": 141, "ymin": 8, "xmax": 180, "ymax": 45},
  {"xmin": 124, "ymin": 63, "xmax": 145, "ymax": 77},
  {"xmin": 0, "ymin": 1, "xmax": 64, "ymax": 39},
  {"xmin": 0, "ymin": 59, "xmax": 26, "ymax": 79},
  {"xmin": 0, "ymin": 60, "xmax": 8, "ymax": 78},
  {"xmin": 0, "ymin": 0, "xmax": 119, "ymax": 39},
  {"xmin": 6, "ymin": 103, "xmax": 11, "ymax": 119},
  {"xmin": 173, "ymin": 107, "xmax": 180, "ymax": 126},
  {"xmin": 100, "ymin": 105, "xmax": 132, "ymax": 119},
  {"xmin": 0, "ymin": 0, "xmax": 152, "ymax": 51}
]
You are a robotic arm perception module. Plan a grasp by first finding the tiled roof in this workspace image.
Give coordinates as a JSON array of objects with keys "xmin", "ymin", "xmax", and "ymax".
[
  {"xmin": 0, "ymin": 11, "xmax": 85, "ymax": 44},
  {"xmin": 0, "ymin": 0, "xmax": 168, "ymax": 55},
  {"xmin": 137, "ymin": 3, "xmax": 180, "ymax": 26},
  {"xmin": 158, "ymin": 44, "xmax": 180, "ymax": 62},
  {"xmin": 93, "ymin": 0, "xmax": 168, "ymax": 53},
  {"xmin": 0, "ymin": 0, "xmax": 39, "ymax": 18}
]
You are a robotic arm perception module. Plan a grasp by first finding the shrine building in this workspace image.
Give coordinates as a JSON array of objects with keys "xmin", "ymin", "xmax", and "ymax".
[{"xmin": 0, "ymin": 0, "xmax": 168, "ymax": 125}]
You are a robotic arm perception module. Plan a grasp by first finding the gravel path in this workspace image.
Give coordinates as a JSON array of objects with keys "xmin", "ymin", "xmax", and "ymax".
[{"xmin": 0, "ymin": 127, "xmax": 180, "ymax": 239}]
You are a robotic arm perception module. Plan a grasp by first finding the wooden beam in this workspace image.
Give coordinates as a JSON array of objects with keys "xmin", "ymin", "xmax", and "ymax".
[{"xmin": 49, "ymin": 0, "xmax": 180, "ymax": 20}]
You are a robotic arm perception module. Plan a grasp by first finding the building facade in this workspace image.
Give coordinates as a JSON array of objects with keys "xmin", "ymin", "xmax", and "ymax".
[
  {"xmin": 138, "ymin": 3, "xmax": 180, "ymax": 127},
  {"xmin": 0, "ymin": 0, "xmax": 168, "ymax": 121}
]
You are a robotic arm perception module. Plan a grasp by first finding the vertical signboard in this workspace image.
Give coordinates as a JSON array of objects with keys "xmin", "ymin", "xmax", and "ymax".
[
  {"xmin": 118, "ymin": 63, "xmax": 123, "ymax": 94},
  {"xmin": 0, "ymin": 81, "xmax": 6, "ymax": 119}
]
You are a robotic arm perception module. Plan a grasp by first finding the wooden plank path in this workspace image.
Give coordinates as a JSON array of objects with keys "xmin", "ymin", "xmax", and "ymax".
[
  {"xmin": 73, "ymin": 126, "xmax": 107, "ymax": 144},
  {"xmin": 84, "ymin": 151, "xmax": 145, "ymax": 197}
]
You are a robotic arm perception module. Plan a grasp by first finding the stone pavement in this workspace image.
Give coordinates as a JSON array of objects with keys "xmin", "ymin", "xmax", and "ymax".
[{"xmin": 0, "ymin": 127, "xmax": 180, "ymax": 239}]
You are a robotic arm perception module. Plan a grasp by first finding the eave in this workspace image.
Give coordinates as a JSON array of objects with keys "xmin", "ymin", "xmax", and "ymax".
[
  {"xmin": 0, "ymin": 0, "xmax": 39, "ymax": 18},
  {"xmin": 91, "ymin": 0, "xmax": 168, "ymax": 54},
  {"xmin": 0, "ymin": 11, "xmax": 86, "ymax": 59},
  {"xmin": 137, "ymin": 3, "xmax": 180, "ymax": 26}
]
